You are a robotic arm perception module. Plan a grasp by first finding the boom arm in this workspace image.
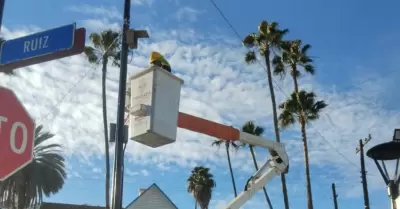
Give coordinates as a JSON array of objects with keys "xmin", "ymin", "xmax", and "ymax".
[
  {"xmin": 177, "ymin": 112, "xmax": 289, "ymax": 209},
  {"xmin": 223, "ymin": 132, "xmax": 288, "ymax": 209}
]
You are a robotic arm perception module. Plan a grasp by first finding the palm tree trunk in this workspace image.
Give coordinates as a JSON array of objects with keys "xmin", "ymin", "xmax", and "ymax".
[
  {"xmin": 249, "ymin": 145, "xmax": 273, "ymax": 209},
  {"xmin": 17, "ymin": 181, "xmax": 26, "ymax": 209},
  {"xmin": 292, "ymin": 65, "xmax": 300, "ymax": 94},
  {"xmin": 225, "ymin": 142, "xmax": 238, "ymax": 197},
  {"xmin": 102, "ymin": 58, "xmax": 111, "ymax": 209},
  {"xmin": 264, "ymin": 51, "xmax": 290, "ymax": 209},
  {"xmin": 301, "ymin": 118, "xmax": 313, "ymax": 209},
  {"xmin": 291, "ymin": 65, "xmax": 313, "ymax": 209},
  {"xmin": 195, "ymin": 199, "xmax": 198, "ymax": 209}
]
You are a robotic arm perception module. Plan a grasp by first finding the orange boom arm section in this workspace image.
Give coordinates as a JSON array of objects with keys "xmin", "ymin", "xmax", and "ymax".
[{"xmin": 177, "ymin": 112, "xmax": 240, "ymax": 141}]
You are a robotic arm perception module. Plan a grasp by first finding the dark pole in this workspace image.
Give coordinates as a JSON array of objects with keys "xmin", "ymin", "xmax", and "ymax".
[
  {"xmin": 331, "ymin": 183, "xmax": 338, "ymax": 209},
  {"xmin": 0, "ymin": 0, "xmax": 5, "ymax": 32},
  {"xmin": 110, "ymin": 0, "xmax": 131, "ymax": 208},
  {"xmin": 357, "ymin": 139, "xmax": 370, "ymax": 209}
]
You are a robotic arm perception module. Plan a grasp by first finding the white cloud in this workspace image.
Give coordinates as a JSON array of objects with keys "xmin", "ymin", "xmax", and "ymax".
[
  {"xmin": 132, "ymin": 0, "xmax": 155, "ymax": 6},
  {"xmin": 141, "ymin": 169, "xmax": 149, "ymax": 177},
  {"xmin": 66, "ymin": 4, "xmax": 121, "ymax": 20},
  {"xmin": 174, "ymin": 6, "xmax": 203, "ymax": 22},
  {"xmin": 1, "ymin": 16, "xmax": 400, "ymax": 206},
  {"xmin": 81, "ymin": 19, "xmax": 121, "ymax": 33}
]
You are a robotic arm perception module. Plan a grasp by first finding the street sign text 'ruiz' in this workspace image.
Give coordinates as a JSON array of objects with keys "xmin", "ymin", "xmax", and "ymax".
[{"xmin": 0, "ymin": 23, "xmax": 76, "ymax": 65}]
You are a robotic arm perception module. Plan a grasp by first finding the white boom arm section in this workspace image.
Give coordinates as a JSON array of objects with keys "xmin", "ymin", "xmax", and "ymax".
[{"xmin": 223, "ymin": 132, "xmax": 289, "ymax": 209}]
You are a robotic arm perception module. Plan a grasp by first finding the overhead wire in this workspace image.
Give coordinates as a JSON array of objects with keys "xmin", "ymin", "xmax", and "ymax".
[
  {"xmin": 31, "ymin": 5, "xmax": 385, "ymax": 179},
  {"xmin": 39, "ymin": 31, "xmax": 123, "ymax": 124},
  {"xmin": 207, "ymin": 0, "xmax": 363, "ymax": 171}
]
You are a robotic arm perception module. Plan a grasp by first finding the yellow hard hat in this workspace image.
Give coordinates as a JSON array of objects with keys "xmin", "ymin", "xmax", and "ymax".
[{"xmin": 150, "ymin": 51, "xmax": 163, "ymax": 64}]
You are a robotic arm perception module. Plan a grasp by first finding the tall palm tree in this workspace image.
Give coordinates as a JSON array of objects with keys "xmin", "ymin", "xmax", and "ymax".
[
  {"xmin": 0, "ymin": 124, "xmax": 66, "ymax": 209},
  {"xmin": 272, "ymin": 40, "xmax": 316, "ymax": 209},
  {"xmin": 241, "ymin": 121, "xmax": 273, "ymax": 209},
  {"xmin": 84, "ymin": 29, "xmax": 120, "ymax": 209},
  {"xmin": 272, "ymin": 39, "xmax": 314, "ymax": 94},
  {"xmin": 243, "ymin": 20, "xmax": 290, "ymax": 209},
  {"xmin": 278, "ymin": 91, "xmax": 327, "ymax": 209},
  {"xmin": 187, "ymin": 166, "xmax": 216, "ymax": 209},
  {"xmin": 211, "ymin": 139, "xmax": 240, "ymax": 197}
]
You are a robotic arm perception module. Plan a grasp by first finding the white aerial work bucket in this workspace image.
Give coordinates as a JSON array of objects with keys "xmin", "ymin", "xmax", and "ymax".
[{"xmin": 127, "ymin": 65, "xmax": 184, "ymax": 148}]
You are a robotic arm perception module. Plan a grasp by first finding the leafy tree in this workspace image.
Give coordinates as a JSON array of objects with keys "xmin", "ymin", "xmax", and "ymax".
[
  {"xmin": 243, "ymin": 20, "xmax": 290, "ymax": 209},
  {"xmin": 273, "ymin": 40, "xmax": 317, "ymax": 209},
  {"xmin": 278, "ymin": 91, "xmax": 327, "ymax": 209},
  {"xmin": 211, "ymin": 139, "xmax": 240, "ymax": 197},
  {"xmin": 0, "ymin": 125, "xmax": 66, "ymax": 209},
  {"xmin": 187, "ymin": 166, "xmax": 216, "ymax": 209},
  {"xmin": 241, "ymin": 121, "xmax": 273, "ymax": 209},
  {"xmin": 83, "ymin": 29, "xmax": 120, "ymax": 209}
]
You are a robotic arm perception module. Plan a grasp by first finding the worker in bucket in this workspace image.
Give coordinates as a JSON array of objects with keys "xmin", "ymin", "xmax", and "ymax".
[{"xmin": 149, "ymin": 51, "xmax": 172, "ymax": 73}]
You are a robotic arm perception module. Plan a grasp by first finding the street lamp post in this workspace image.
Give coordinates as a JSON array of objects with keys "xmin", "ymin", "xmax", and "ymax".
[
  {"xmin": 367, "ymin": 129, "xmax": 400, "ymax": 209},
  {"xmin": 111, "ymin": 0, "xmax": 149, "ymax": 208},
  {"xmin": 0, "ymin": 0, "xmax": 5, "ymax": 32}
]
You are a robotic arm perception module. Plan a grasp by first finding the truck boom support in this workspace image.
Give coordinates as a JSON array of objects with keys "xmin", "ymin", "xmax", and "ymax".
[{"xmin": 177, "ymin": 112, "xmax": 289, "ymax": 209}]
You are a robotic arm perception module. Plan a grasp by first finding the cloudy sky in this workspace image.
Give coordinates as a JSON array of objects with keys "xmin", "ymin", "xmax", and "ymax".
[{"xmin": 1, "ymin": 0, "xmax": 400, "ymax": 208}]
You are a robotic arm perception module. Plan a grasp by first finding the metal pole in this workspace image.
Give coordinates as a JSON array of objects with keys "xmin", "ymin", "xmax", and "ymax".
[
  {"xmin": 331, "ymin": 183, "xmax": 338, "ymax": 209},
  {"xmin": 0, "ymin": 0, "xmax": 5, "ymax": 32},
  {"xmin": 110, "ymin": 0, "xmax": 130, "ymax": 208}
]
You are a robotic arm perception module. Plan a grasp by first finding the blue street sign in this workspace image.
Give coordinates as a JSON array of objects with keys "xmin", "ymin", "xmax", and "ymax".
[{"xmin": 0, "ymin": 23, "xmax": 76, "ymax": 65}]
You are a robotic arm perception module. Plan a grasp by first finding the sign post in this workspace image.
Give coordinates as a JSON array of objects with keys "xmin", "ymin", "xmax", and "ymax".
[{"xmin": 0, "ymin": 86, "xmax": 35, "ymax": 181}]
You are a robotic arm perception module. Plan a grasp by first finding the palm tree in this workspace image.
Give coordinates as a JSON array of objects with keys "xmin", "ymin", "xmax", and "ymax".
[
  {"xmin": 272, "ymin": 39, "xmax": 314, "ymax": 94},
  {"xmin": 187, "ymin": 166, "xmax": 216, "ymax": 209},
  {"xmin": 278, "ymin": 91, "xmax": 327, "ymax": 209},
  {"xmin": 241, "ymin": 121, "xmax": 273, "ymax": 209},
  {"xmin": 211, "ymin": 139, "xmax": 240, "ymax": 197},
  {"xmin": 0, "ymin": 124, "xmax": 66, "ymax": 209},
  {"xmin": 84, "ymin": 29, "xmax": 120, "ymax": 209},
  {"xmin": 272, "ymin": 40, "xmax": 316, "ymax": 209},
  {"xmin": 243, "ymin": 20, "xmax": 290, "ymax": 209}
]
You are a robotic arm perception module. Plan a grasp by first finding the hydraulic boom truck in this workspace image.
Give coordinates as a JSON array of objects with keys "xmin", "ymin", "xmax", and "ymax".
[{"xmin": 125, "ymin": 55, "xmax": 290, "ymax": 209}]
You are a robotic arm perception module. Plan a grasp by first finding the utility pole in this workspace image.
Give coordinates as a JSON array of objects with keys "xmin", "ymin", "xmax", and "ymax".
[
  {"xmin": 110, "ymin": 0, "xmax": 131, "ymax": 208},
  {"xmin": 331, "ymin": 183, "xmax": 338, "ymax": 209},
  {"xmin": 110, "ymin": 1, "xmax": 149, "ymax": 208},
  {"xmin": 356, "ymin": 134, "xmax": 372, "ymax": 209},
  {"xmin": 0, "ymin": 0, "xmax": 5, "ymax": 32}
]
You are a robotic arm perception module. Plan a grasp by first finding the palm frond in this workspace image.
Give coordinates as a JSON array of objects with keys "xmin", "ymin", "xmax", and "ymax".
[
  {"xmin": 301, "ymin": 44, "xmax": 311, "ymax": 54},
  {"xmin": 89, "ymin": 33, "xmax": 102, "ymax": 51},
  {"xmin": 211, "ymin": 140, "xmax": 224, "ymax": 147},
  {"xmin": 187, "ymin": 166, "xmax": 216, "ymax": 209},
  {"xmin": 243, "ymin": 33, "xmax": 257, "ymax": 48},
  {"xmin": 254, "ymin": 126, "xmax": 264, "ymax": 136},
  {"xmin": 0, "ymin": 125, "xmax": 65, "ymax": 208},
  {"xmin": 272, "ymin": 55, "xmax": 286, "ymax": 79},
  {"xmin": 84, "ymin": 46, "xmax": 99, "ymax": 64},
  {"xmin": 244, "ymin": 51, "xmax": 258, "ymax": 64},
  {"xmin": 303, "ymin": 64, "xmax": 315, "ymax": 75},
  {"xmin": 278, "ymin": 109, "xmax": 296, "ymax": 129},
  {"xmin": 258, "ymin": 21, "xmax": 269, "ymax": 36}
]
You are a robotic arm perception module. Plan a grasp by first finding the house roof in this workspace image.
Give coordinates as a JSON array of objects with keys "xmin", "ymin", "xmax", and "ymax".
[
  {"xmin": 124, "ymin": 183, "xmax": 178, "ymax": 209},
  {"xmin": 40, "ymin": 202, "xmax": 104, "ymax": 209}
]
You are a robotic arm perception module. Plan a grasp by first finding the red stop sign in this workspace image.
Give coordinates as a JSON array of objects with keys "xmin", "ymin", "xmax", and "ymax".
[{"xmin": 0, "ymin": 86, "xmax": 35, "ymax": 181}]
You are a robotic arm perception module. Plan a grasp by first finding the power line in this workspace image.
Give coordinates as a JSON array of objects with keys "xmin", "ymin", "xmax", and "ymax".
[
  {"xmin": 39, "ymin": 32, "xmax": 122, "ymax": 125},
  {"xmin": 207, "ymin": 0, "xmax": 362, "ymax": 171}
]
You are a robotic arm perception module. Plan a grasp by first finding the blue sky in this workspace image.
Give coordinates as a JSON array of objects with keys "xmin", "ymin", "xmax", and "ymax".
[{"xmin": 1, "ymin": 0, "xmax": 400, "ymax": 208}]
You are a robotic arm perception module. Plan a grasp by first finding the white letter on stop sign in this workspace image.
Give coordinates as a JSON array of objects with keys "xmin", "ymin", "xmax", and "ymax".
[{"xmin": 10, "ymin": 122, "xmax": 28, "ymax": 154}]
